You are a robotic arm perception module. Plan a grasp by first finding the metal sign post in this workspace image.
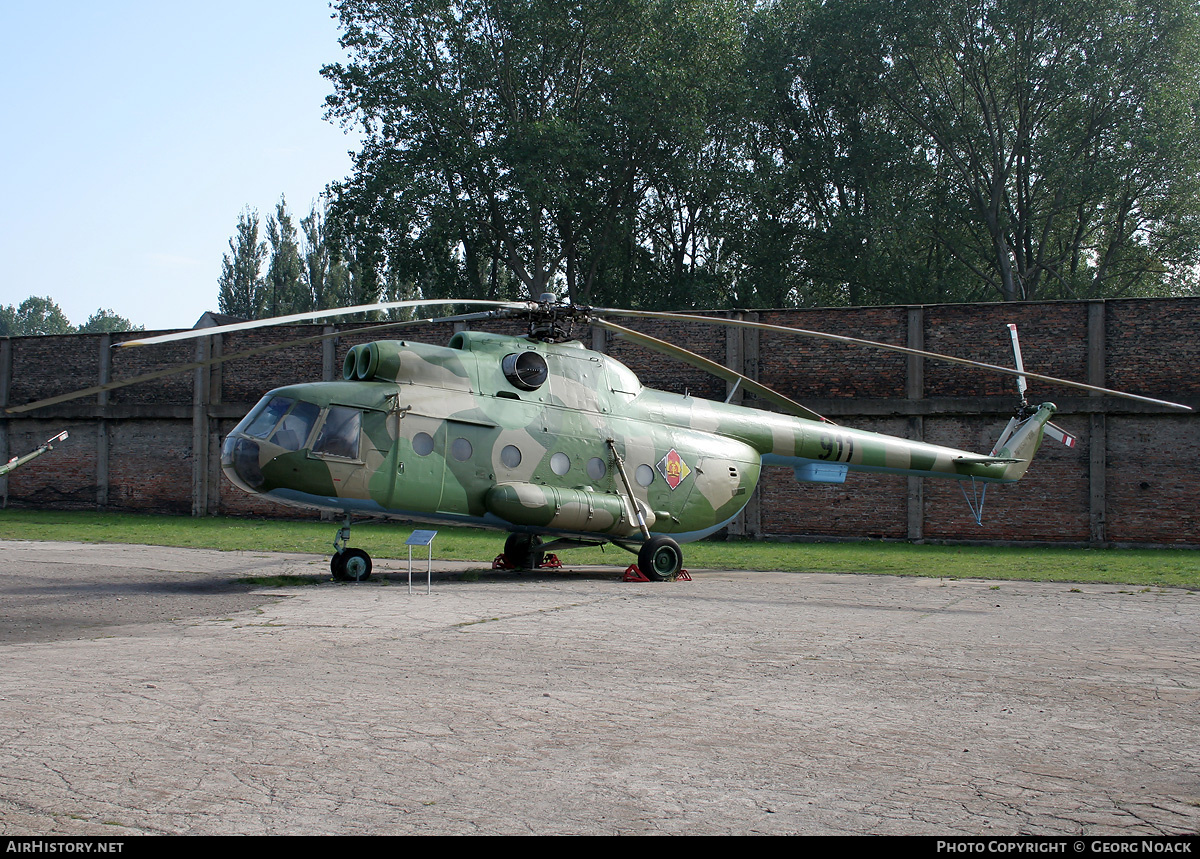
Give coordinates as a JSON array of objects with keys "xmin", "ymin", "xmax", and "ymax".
[{"xmin": 406, "ymin": 530, "xmax": 437, "ymax": 594}]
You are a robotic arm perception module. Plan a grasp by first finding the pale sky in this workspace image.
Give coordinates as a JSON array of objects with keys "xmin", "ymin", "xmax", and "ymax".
[{"xmin": 1, "ymin": 1, "xmax": 361, "ymax": 331}]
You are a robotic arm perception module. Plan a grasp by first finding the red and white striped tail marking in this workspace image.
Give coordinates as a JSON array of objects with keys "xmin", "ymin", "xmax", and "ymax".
[{"xmin": 1044, "ymin": 421, "xmax": 1077, "ymax": 448}]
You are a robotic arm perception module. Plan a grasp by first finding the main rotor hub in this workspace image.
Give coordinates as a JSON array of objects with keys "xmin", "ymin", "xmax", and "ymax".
[{"xmin": 527, "ymin": 295, "xmax": 591, "ymax": 342}]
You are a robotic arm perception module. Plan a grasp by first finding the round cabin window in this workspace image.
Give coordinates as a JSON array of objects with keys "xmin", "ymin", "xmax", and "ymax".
[
  {"xmin": 550, "ymin": 452, "xmax": 571, "ymax": 475},
  {"xmin": 412, "ymin": 432, "xmax": 435, "ymax": 456},
  {"xmin": 587, "ymin": 457, "xmax": 607, "ymax": 481}
]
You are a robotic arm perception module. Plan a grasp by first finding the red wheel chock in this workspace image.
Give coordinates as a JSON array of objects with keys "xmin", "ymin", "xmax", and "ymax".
[
  {"xmin": 622, "ymin": 564, "xmax": 650, "ymax": 581},
  {"xmin": 492, "ymin": 553, "xmax": 564, "ymax": 570},
  {"xmin": 621, "ymin": 564, "xmax": 691, "ymax": 582}
]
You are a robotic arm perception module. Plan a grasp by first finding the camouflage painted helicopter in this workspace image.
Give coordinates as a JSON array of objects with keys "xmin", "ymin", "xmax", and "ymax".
[
  {"xmin": 61, "ymin": 294, "xmax": 1180, "ymax": 582},
  {"xmin": 0, "ymin": 431, "xmax": 68, "ymax": 477}
]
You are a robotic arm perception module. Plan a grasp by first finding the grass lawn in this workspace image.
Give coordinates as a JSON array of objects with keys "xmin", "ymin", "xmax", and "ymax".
[{"xmin": 1, "ymin": 509, "xmax": 1197, "ymax": 589}]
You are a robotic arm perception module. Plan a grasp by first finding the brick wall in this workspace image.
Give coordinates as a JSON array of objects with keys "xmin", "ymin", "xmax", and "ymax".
[{"xmin": 2, "ymin": 298, "xmax": 1197, "ymax": 547}]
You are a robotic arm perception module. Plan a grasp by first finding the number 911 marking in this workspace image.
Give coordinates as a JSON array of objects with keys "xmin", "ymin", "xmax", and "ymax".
[{"xmin": 818, "ymin": 432, "xmax": 854, "ymax": 463}]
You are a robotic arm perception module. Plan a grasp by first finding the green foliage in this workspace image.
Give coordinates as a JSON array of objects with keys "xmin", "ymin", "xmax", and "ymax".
[
  {"xmin": 740, "ymin": 0, "xmax": 961, "ymax": 307},
  {"xmin": 219, "ymin": 0, "xmax": 1200, "ymax": 313},
  {"xmin": 323, "ymin": 0, "xmax": 753, "ymax": 309},
  {"xmin": 0, "ymin": 298, "xmax": 142, "ymax": 336},
  {"xmin": 217, "ymin": 208, "xmax": 269, "ymax": 318},
  {"xmin": 77, "ymin": 308, "xmax": 143, "ymax": 333},
  {"xmin": 876, "ymin": 0, "xmax": 1200, "ymax": 302},
  {"xmin": 1, "ymin": 510, "xmax": 1197, "ymax": 588},
  {"xmin": 0, "ymin": 296, "xmax": 74, "ymax": 336},
  {"xmin": 264, "ymin": 196, "xmax": 309, "ymax": 317},
  {"xmin": 219, "ymin": 198, "xmax": 371, "ymax": 320},
  {"xmin": 300, "ymin": 201, "xmax": 348, "ymax": 311},
  {"xmin": 734, "ymin": 0, "xmax": 1200, "ymax": 306}
]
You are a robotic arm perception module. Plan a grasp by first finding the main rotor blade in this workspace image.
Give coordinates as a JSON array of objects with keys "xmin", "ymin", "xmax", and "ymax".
[
  {"xmin": 5, "ymin": 314, "xmax": 488, "ymax": 415},
  {"xmin": 120, "ymin": 299, "xmax": 533, "ymax": 347},
  {"xmin": 592, "ymin": 308, "xmax": 1193, "ymax": 412},
  {"xmin": 593, "ymin": 318, "xmax": 832, "ymax": 423}
]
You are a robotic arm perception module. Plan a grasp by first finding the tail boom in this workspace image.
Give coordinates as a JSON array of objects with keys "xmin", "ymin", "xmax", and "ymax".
[{"xmin": 755, "ymin": 403, "xmax": 1058, "ymax": 486}]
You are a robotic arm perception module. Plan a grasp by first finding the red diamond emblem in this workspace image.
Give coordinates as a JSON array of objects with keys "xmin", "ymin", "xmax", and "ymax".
[{"xmin": 656, "ymin": 448, "xmax": 691, "ymax": 490}]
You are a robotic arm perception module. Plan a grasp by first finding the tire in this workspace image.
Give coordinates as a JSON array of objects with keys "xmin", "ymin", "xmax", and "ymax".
[
  {"xmin": 638, "ymin": 536, "xmax": 683, "ymax": 582},
  {"xmin": 503, "ymin": 533, "xmax": 544, "ymax": 570},
  {"xmin": 332, "ymin": 548, "xmax": 372, "ymax": 582}
]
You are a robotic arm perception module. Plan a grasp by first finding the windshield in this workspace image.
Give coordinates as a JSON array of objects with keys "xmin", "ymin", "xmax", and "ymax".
[
  {"xmin": 235, "ymin": 396, "xmax": 321, "ymax": 452},
  {"xmin": 240, "ymin": 396, "xmax": 292, "ymax": 438}
]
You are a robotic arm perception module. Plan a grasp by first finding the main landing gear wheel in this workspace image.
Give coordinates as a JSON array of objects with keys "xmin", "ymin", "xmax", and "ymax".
[
  {"xmin": 503, "ymin": 533, "xmax": 545, "ymax": 570},
  {"xmin": 331, "ymin": 547, "xmax": 373, "ymax": 582},
  {"xmin": 638, "ymin": 535, "xmax": 683, "ymax": 581}
]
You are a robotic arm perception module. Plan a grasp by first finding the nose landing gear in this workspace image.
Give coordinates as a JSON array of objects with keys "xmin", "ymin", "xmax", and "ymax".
[{"xmin": 331, "ymin": 515, "xmax": 373, "ymax": 581}]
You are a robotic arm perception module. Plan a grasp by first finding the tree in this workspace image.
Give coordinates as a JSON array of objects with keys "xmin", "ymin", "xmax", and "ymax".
[
  {"xmin": 323, "ymin": 0, "xmax": 751, "ymax": 308},
  {"xmin": 0, "ymin": 296, "xmax": 73, "ymax": 336},
  {"xmin": 737, "ymin": 0, "xmax": 952, "ymax": 307},
  {"xmin": 217, "ymin": 208, "xmax": 269, "ymax": 318},
  {"xmin": 77, "ymin": 309, "xmax": 143, "ymax": 333},
  {"xmin": 879, "ymin": 0, "xmax": 1200, "ymax": 301},
  {"xmin": 265, "ymin": 197, "xmax": 309, "ymax": 317},
  {"xmin": 625, "ymin": 1, "xmax": 752, "ymax": 309},
  {"xmin": 314, "ymin": 0, "xmax": 1200, "ymax": 311},
  {"xmin": 735, "ymin": 0, "xmax": 1200, "ymax": 307},
  {"xmin": 300, "ymin": 200, "xmax": 340, "ymax": 311}
]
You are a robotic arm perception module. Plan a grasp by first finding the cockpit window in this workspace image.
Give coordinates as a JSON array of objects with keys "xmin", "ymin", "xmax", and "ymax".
[
  {"xmin": 243, "ymin": 396, "xmax": 294, "ymax": 439},
  {"xmin": 312, "ymin": 406, "xmax": 362, "ymax": 460},
  {"xmin": 269, "ymin": 401, "xmax": 320, "ymax": 451}
]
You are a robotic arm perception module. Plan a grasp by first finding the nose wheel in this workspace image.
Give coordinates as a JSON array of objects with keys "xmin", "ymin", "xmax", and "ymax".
[
  {"xmin": 330, "ymin": 515, "xmax": 372, "ymax": 581},
  {"xmin": 331, "ymin": 547, "xmax": 372, "ymax": 581}
]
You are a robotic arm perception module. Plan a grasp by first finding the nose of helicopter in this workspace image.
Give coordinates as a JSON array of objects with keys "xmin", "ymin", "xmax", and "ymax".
[{"xmin": 221, "ymin": 433, "xmax": 264, "ymax": 493}]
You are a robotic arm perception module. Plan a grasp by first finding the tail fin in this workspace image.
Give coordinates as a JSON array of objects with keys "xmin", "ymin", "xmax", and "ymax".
[
  {"xmin": 954, "ymin": 403, "xmax": 1056, "ymax": 525},
  {"xmin": 997, "ymin": 324, "xmax": 1077, "ymax": 461},
  {"xmin": 989, "ymin": 402, "xmax": 1057, "ymax": 482}
]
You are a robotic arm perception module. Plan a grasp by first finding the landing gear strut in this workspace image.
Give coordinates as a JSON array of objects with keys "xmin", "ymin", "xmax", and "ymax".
[{"xmin": 330, "ymin": 515, "xmax": 372, "ymax": 582}]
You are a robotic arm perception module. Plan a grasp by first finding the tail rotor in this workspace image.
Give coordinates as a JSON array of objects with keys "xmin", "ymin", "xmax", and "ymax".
[{"xmin": 1004, "ymin": 324, "xmax": 1077, "ymax": 450}]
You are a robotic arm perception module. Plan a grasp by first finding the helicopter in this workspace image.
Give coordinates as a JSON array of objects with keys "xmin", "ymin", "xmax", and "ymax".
[
  {"xmin": 0, "ymin": 431, "xmax": 68, "ymax": 477},
  {"xmin": 7, "ymin": 295, "xmax": 1191, "ymax": 580}
]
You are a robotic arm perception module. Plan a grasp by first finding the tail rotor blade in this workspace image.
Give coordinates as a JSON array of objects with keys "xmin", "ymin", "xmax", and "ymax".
[
  {"xmin": 1043, "ymin": 421, "xmax": 1077, "ymax": 448},
  {"xmin": 1007, "ymin": 323, "xmax": 1028, "ymax": 405}
]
